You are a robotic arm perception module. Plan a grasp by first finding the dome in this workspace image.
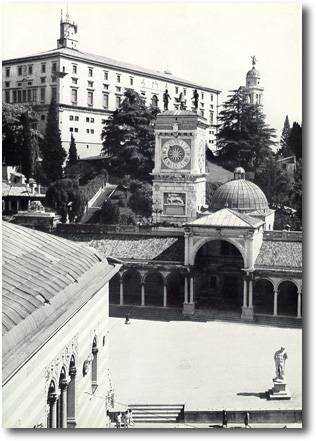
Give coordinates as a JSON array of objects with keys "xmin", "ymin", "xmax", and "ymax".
[
  {"xmin": 246, "ymin": 67, "xmax": 260, "ymax": 78},
  {"xmin": 209, "ymin": 168, "xmax": 269, "ymax": 213}
]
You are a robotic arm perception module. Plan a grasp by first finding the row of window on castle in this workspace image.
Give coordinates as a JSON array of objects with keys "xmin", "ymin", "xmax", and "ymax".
[
  {"xmin": 5, "ymin": 62, "xmax": 57, "ymax": 77},
  {"xmin": 5, "ymin": 63, "xmax": 215, "ymax": 105}
]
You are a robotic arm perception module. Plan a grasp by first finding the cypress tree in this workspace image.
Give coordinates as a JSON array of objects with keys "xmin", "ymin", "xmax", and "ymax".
[
  {"xmin": 288, "ymin": 122, "xmax": 302, "ymax": 159},
  {"xmin": 20, "ymin": 111, "xmax": 36, "ymax": 181},
  {"xmin": 41, "ymin": 98, "xmax": 66, "ymax": 183},
  {"xmin": 67, "ymin": 133, "xmax": 78, "ymax": 167},
  {"xmin": 278, "ymin": 115, "xmax": 291, "ymax": 157}
]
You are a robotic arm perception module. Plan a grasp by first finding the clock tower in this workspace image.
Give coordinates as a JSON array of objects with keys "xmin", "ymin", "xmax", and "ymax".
[
  {"xmin": 57, "ymin": 10, "xmax": 78, "ymax": 50},
  {"xmin": 152, "ymin": 110, "xmax": 208, "ymax": 225}
]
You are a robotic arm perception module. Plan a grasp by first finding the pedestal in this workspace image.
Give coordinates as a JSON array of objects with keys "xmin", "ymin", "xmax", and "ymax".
[
  {"xmin": 267, "ymin": 380, "xmax": 291, "ymax": 400},
  {"xmin": 183, "ymin": 302, "xmax": 195, "ymax": 316},
  {"xmin": 241, "ymin": 306, "xmax": 254, "ymax": 321}
]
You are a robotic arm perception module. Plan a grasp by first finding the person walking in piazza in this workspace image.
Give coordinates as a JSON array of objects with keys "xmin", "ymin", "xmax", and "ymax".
[
  {"xmin": 122, "ymin": 410, "xmax": 129, "ymax": 428},
  {"xmin": 244, "ymin": 411, "xmax": 251, "ymax": 428},
  {"xmin": 115, "ymin": 412, "xmax": 122, "ymax": 429},
  {"xmin": 127, "ymin": 409, "xmax": 134, "ymax": 427}
]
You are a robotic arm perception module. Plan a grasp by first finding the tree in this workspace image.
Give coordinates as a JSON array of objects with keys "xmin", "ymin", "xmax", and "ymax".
[
  {"xmin": 216, "ymin": 88, "xmax": 276, "ymax": 171},
  {"xmin": 45, "ymin": 178, "xmax": 86, "ymax": 223},
  {"xmin": 288, "ymin": 122, "xmax": 302, "ymax": 159},
  {"xmin": 98, "ymin": 200, "xmax": 120, "ymax": 224},
  {"xmin": 2, "ymin": 103, "xmax": 41, "ymax": 167},
  {"xmin": 278, "ymin": 115, "xmax": 291, "ymax": 157},
  {"xmin": 20, "ymin": 112, "xmax": 37, "ymax": 181},
  {"xmin": 67, "ymin": 133, "xmax": 78, "ymax": 167},
  {"xmin": 128, "ymin": 181, "xmax": 153, "ymax": 218},
  {"xmin": 41, "ymin": 98, "xmax": 66, "ymax": 184},
  {"xmin": 101, "ymin": 89, "xmax": 157, "ymax": 180}
]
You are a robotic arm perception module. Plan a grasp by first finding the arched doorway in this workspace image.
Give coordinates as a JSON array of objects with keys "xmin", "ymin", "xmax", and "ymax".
[
  {"xmin": 194, "ymin": 240, "xmax": 244, "ymax": 310},
  {"xmin": 123, "ymin": 269, "xmax": 141, "ymax": 305},
  {"xmin": 145, "ymin": 271, "xmax": 164, "ymax": 306},
  {"xmin": 278, "ymin": 281, "xmax": 298, "ymax": 317},
  {"xmin": 254, "ymin": 279, "xmax": 274, "ymax": 314},
  {"xmin": 109, "ymin": 272, "xmax": 120, "ymax": 304},
  {"xmin": 167, "ymin": 271, "xmax": 184, "ymax": 307}
]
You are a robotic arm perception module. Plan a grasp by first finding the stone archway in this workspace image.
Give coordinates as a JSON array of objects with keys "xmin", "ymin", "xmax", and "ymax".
[
  {"xmin": 278, "ymin": 280, "xmax": 298, "ymax": 317},
  {"xmin": 145, "ymin": 271, "xmax": 164, "ymax": 306},
  {"xmin": 194, "ymin": 239, "xmax": 244, "ymax": 310},
  {"xmin": 166, "ymin": 271, "xmax": 184, "ymax": 307},
  {"xmin": 123, "ymin": 269, "xmax": 142, "ymax": 305},
  {"xmin": 253, "ymin": 278, "xmax": 274, "ymax": 314}
]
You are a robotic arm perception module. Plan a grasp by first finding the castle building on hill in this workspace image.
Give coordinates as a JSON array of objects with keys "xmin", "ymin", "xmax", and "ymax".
[{"xmin": 2, "ymin": 11, "xmax": 220, "ymax": 159}]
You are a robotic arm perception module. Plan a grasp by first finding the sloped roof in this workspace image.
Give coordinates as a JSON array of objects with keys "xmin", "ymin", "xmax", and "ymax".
[
  {"xmin": 255, "ymin": 240, "xmax": 302, "ymax": 271},
  {"xmin": 2, "ymin": 182, "xmax": 45, "ymax": 198},
  {"xmin": 3, "ymin": 47, "xmax": 219, "ymax": 93},
  {"xmin": 188, "ymin": 208, "xmax": 263, "ymax": 228},
  {"xmin": 65, "ymin": 234, "xmax": 182, "ymax": 261},
  {"xmin": 2, "ymin": 222, "xmax": 118, "ymax": 382},
  {"xmin": 2, "ymin": 222, "xmax": 105, "ymax": 335}
]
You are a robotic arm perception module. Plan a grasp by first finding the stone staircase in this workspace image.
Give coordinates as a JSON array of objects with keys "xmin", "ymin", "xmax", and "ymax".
[{"xmin": 128, "ymin": 404, "xmax": 184, "ymax": 424}]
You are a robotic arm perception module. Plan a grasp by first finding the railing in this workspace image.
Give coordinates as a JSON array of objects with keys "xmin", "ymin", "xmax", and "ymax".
[
  {"xmin": 263, "ymin": 230, "xmax": 302, "ymax": 242},
  {"xmin": 56, "ymin": 223, "xmax": 184, "ymax": 237}
]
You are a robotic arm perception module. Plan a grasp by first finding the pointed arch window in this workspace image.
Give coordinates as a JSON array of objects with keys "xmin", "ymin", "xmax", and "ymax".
[{"xmin": 91, "ymin": 337, "xmax": 98, "ymax": 392}]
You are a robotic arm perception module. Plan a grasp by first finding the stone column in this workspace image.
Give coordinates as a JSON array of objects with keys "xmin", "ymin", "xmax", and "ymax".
[
  {"xmin": 273, "ymin": 290, "xmax": 278, "ymax": 316},
  {"xmin": 8, "ymin": 200, "xmax": 12, "ymax": 212},
  {"xmin": 163, "ymin": 282, "xmax": 167, "ymax": 307},
  {"xmin": 297, "ymin": 290, "xmax": 302, "ymax": 318},
  {"xmin": 48, "ymin": 392, "xmax": 58, "ymax": 429},
  {"xmin": 189, "ymin": 275, "xmax": 194, "ymax": 304},
  {"xmin": 59, "ymin": 377, "xmax": 68, "ymax": 428},
  {"xmin": 184, "ymin": 231, "xmax": 190, "ymax": 266},
  {"xmin": 16, "ymin": 199, "xmax": 20, "ymax": 211},
  {"xmin": 119, "ymin": 274, "xmax": 124, "ymax": 306},
  {"xmin": 248, "ymin": 278, "xmax": 253, "ymax": 308},
  {"xmin": 141, "ymin": 282, "xmax": 145, "ymax": 306},
  {"xmin": 184, "ymin": 275, "xmax": 189, "ymax": 303},
  {"xmin": 243, "ymin": 278, "xmax": 248, "ymax": 308}
]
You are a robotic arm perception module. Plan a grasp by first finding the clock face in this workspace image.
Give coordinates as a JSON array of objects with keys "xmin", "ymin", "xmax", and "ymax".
[{"xmin": 161, "ymin": 139, "xmax": 191, "ymax": 170}]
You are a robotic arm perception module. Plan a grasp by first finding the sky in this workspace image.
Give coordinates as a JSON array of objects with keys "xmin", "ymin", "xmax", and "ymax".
[{"xmin": 1, "ymin": 1, "xmax": 302, "ymax": 140}]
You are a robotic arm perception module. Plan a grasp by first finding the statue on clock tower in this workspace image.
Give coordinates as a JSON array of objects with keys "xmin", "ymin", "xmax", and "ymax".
[
  {"xmin": 57, "ymin": 10, "xmax": 78, "ymax": 50},
  {"xmin": 152, "ymin": 110, "xmax": 208, "ymax": 225}
]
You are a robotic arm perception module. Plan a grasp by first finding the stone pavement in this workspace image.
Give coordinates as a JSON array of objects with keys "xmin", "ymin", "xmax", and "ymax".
[
  {"xmin": 111, "ymin": 422, "xmax": 302, "ymax": 429},
  {"xmin": 109, "ymin": 317, "xmax": 302, "ymax": 413}
]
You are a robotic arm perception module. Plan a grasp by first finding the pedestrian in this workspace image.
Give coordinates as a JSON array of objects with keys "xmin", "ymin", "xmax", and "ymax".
[
  {"xmin": 244, "ymin": 411, "xmax": 250, "ymax": 428},
  {"xmin": 128, "ymin": 409, "xmax": 134, "ymax": 427},
  {"xmin": 125, "ymin": 313, "xmax": 130, "ymax": 325},
  {"xmin": 123, "ymin": 410, "xmax": 129, "ymax": 428},
  {"xmin": 222, "ymin": 410, "xmax": 228, "ymax": 428},
  {"xmin": 115, "ymin": 412, "xmax": 122, "ymax": 429}
]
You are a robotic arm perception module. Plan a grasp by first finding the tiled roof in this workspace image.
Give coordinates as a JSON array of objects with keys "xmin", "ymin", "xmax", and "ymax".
[
  {"xmin": 255, "ymin": 240, "xmax": 302, "ymax": 270},
  {"xmin": 3, "ymin": 47, "xmax": 219, "ymax": 93},
  {"xmin": 2, "ymin": 182, "xmax": 45, "ymax": 198},
  {"xmin": 188, "ymin": 208, "xmax": 263, "ymax": 228},
  {"xmin": 2, "ymin": 222, "xmax": 105, "ymax": 335},
  {"xmin": 66, "ymin": 234, "xmax": 182, "ymax": 261}
]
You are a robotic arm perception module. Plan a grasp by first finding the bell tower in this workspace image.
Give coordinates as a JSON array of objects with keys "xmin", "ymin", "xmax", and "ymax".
[
  {"xmin": 245, "ymin": 56, "xmax": 264, "ymax": 105},
  {"xmin": 152, "ymin": 110, "xmax": 208, "ymax": 225},
  {"xmin": 57, "ymin": 10, "xmax": 78, "ymax": 50}
]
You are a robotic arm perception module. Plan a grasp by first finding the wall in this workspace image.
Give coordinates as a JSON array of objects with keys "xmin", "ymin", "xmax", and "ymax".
[{"xmin": 2, "ymin": 284, "xmax": 111, "ymax": 429}]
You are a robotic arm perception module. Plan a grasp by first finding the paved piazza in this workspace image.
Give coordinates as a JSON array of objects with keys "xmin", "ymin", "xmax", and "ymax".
[{"xmin": 109, "ymin": 317, "xmax": 302, "ymax": 411}]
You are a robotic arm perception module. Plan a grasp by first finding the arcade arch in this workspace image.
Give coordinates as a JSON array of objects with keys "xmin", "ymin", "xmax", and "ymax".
[{"xmin": 193, "ymin": 239, "xmax": 244, "ymax": 311}]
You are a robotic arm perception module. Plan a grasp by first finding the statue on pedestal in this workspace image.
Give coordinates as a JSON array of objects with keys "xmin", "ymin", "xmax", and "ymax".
[
  {"xmin": 273, "ymin": 347, "xmax": 288, "ymax": 382},
  {"xmin": 192, "ymin": 89, "xmax": 199, "ymax": 110},
  {"xmin": 163, "ymin": 89, "xmax": 171, "ymax": 111}
]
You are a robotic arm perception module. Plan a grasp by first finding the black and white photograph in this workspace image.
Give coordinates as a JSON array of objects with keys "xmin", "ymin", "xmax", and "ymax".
[{"xmin": 1, "ymin": 0, "xmax": 303, "ymax": 431}]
